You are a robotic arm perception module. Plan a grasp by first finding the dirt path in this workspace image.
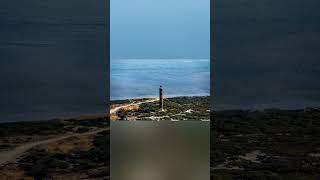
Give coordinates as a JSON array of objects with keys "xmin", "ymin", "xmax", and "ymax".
[
  {"xmin": 0, "ymin": 128, "xmax": 108, "ymax": 166},
  {"xmin": 110, "ymin": 98, "xmax": 158, "ymax": 114}
]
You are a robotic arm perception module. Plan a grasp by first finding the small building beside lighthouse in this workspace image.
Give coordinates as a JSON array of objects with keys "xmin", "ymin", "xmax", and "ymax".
[{"xmin": 159, "ymin": 85, "xmax": 164, "ymax": 111}]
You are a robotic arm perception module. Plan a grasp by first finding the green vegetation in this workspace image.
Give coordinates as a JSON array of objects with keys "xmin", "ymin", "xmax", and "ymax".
[
  {"xmin": 19, "ymin": 130, "xmax": 109, "ymax": 179},
  {"xmin": 0, "ymin": 117, "xmax": 108, "ymax": 137},
  {"xmin": 110, "ymin": 99, "xmax": 130, "ymax": 105},
  {"xmin": 111, "ymin": 98, "xmax": 155, "ymax": 106},
  {"xmin": 211, "ymin": 109, "xmax": 320, "ymax": 179},
  {"xmin": 119, "ymin": 96, "xmax": 210, "ymax": 121},
  {"xmin": 0, "ymin": 116, "xmax": 109, "ymax": 179}
]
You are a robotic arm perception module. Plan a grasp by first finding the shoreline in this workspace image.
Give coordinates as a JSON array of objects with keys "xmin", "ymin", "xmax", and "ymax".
[
  {"xmin": 3, "ymin": 94, "xmax": 319, "ymax": 123},
  {"xmin": 111, "ymin": 94, "xmax": 210, "ymax": 101},
  {"xmin": 214, "ymin": 105, "xmax": 320, "ymax": 111},
  {"xmin": 0, "ymin": 113, "xmax": 108, "ymax": 124}
]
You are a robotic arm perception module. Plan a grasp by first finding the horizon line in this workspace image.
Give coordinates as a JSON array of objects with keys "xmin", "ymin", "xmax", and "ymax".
[{"xmin": 111, "ymin": 58, "xmax": 210, "ymax": 61}]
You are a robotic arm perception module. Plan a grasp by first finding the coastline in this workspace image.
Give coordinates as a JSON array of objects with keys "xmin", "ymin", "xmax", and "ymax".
[
  {"xmin": 111, "ymin": 94, "xmax": 210, "ymax": 101},
  {"xmin": 0, "ymin": 99, "xmax": 319, "ymax": 178},
  {"xmin": 110, "ymin": 96, "xmax": 210, "ymax": 121},
  {"xmin": 0, "ymin": 112, "xmax": 108, "ymax": 124}
]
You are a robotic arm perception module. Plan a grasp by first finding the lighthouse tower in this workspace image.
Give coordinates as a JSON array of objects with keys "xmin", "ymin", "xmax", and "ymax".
[{"xmin": 159, "ymin": 85, "xmax": 164, "ymax": 111}]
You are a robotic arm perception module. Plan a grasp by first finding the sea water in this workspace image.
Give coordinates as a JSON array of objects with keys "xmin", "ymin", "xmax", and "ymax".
[
  {"xmin": 0, "ymin": 0, "xmax": 106, "ymax": 122},
  {"xmin": 111, "ymin": 59, "xmax": 210, "ymax": 100}
]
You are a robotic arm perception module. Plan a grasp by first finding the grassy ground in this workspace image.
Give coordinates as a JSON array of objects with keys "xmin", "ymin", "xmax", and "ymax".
[
  {"xmin": 211, "ymin": 109, "xmax": 320, "ymax": 180},
  {"xmin": 18, "ymin": 130, "xmax": 109, "ymax": 179},
  {"xmin": 2, "ymin": 104, "xmax": 320, "ymax": 179},
  {"xmin": 112, "ymin": 96, "xmax": 210, "ymax": 121},
  {"xmin": 0, "ymin": 117, "xmax": 109, "ymax": 179}
]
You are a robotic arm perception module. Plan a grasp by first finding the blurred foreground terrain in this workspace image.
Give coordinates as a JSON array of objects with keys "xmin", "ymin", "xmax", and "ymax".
[
  {"xmin": 0, "ymin": 117, "xmax": 109, "ymax": 179},
  {"xmin": 211, "ymin": 108, "xmax": 320, "ymax": 180},
  {"xmin": 2, "ymin": 106, "xmax": 320, "ymax": 179},
  {"xmin": 111, "ymin": 121, "xmax": 210, "ymax": 180}
]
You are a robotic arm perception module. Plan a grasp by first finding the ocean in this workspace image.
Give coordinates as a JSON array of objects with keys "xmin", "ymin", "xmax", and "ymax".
[
  {"xmin": 214, "ymin": 0, "xmax": 320, "ymax": 110},
  {"xmin": 2, "ymin": 0, "xmax": 320, "ymax": 122},
  {"xmin": 0, "ymin": 0, "xmax": 107, "ymax": 122},
  {"xmin": 110, "ymin": 59, "xmax": 210, "ymax": 100}
]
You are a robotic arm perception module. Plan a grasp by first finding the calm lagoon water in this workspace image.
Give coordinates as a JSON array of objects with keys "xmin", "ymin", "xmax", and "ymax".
[{"xmin": 110, "ymin": 59, "xmax": 210, "ymax": 100}]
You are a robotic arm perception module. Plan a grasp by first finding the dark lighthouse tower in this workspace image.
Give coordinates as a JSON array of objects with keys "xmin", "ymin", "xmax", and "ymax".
[{"xmin": 159, "ymin": 85, "xmax": 164, "ymax": 111}]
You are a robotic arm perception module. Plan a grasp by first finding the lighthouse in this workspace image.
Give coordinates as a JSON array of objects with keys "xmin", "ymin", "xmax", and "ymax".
[{"xmin": 159, "ymin": 85, "xmax": 164, "ymax": 111}]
